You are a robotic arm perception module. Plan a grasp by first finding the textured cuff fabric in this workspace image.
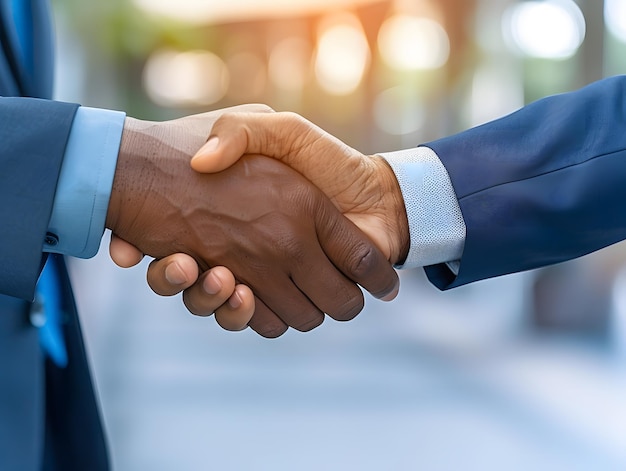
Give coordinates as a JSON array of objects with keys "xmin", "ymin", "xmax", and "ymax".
[
  {"xmin": 45, "ymin": 107, "xmax": 126, "ymax": 258},
  {"xmin": 378, "ymin": 147, "xmax": 466, "ymax": 270}
]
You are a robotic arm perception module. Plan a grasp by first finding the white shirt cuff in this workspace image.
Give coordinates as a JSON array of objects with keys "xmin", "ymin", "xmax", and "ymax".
[
  {"xmin": 44, "ymin": 107, "xmax": 126, "ymax": 258},
  {"xmin": 378, "ymin": 147, "xmax": 466, "ymax": 271}
]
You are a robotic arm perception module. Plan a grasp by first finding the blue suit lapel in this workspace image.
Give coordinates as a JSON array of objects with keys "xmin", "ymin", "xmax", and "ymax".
[
  {"xmin": 0, "ymin": 0, "xmax": 23, "ymax": 95},
  {"xmin": 0, "ymin": 2, "xmax": 110, "ymax": 468},
  {"xmin": 0, "ymin": 46, "xmax": 20, "ymax": 95},
  {"xmin": 0, "ymin": 0, "xmax": 53, "ymax": 98},
  {"xmin": 29, "ymin": 0, "xmax": 54, "ymax": 98}
]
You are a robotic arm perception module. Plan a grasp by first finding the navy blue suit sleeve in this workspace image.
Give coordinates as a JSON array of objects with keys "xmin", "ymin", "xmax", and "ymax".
[
  {"xmin": 424, "ymin": 76, "xmax": 626, "ymax": 290},
  {"xmin": 0, "ymin": 97, "xmax": 79, "ymax": 300}
]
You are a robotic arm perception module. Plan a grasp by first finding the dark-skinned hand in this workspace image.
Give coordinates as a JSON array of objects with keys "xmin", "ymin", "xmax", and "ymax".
[{"xmin": 106, "ymin": 112, "xmax": 399, "ymax": 337}]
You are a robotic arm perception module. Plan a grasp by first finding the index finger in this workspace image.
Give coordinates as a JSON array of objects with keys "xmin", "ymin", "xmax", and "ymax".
[{"xmin": 315, "ymin": 198, "xmax": 399, "ymax": 301}]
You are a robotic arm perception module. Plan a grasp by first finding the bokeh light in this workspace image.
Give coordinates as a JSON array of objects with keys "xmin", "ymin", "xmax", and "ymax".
[
  {"xmin": 505, "ymin": 0, "xmax": 586, "ymax": 59},
  {"xmin": 268, "ymin": 37, "xmax": 311, "ymax": 92},
  {"xmin": 132, "ymin": 0, "xmax": 382, "ymax": 25},
  {"xmin": 56, "ymin": 2, "xmax": 626, "ymax": 470},
  {"xmin": 378, "ymin": 15, "xmax": 450, "ymax": 70},
  {"xmin": 605, "ymin": 0, "xmax": 626, "ymax": 43},
  {"xmin": 314, "ymin": 13, "xmax": 370, "ymax": 95},
  {"xmin": 142, "ymin": 49, "xmax": 229, "ymax": 107},
  {"xmin": 373, "ymin": 86, "xmax": 425, "ymax": 135},
  {"xmin": 225, "ymin": 52, "xmax": 267, "ymax": 101},
  {"xmin": 466, "ymin": 64, "xmax": 524, "ymax": 127}
]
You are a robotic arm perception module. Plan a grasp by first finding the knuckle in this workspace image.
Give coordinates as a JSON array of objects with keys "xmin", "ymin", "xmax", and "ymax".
[
  {"xmin": 287, "ymin": 113, "xmax": 314, "ymax": 136},
  {"xmin": 345, "ymin": 243, "xmax": 378, "ymax": 280},
  {"xmin": 214, "ymin": 112, "xmax": 235, "ymax": 129},
  {"xmin": 280, "ymin": 111, "xmax": 302, "ymax": 122},
  {"xmin": 282, "ymin": 111, "xmax": 309, "ymax": 127},
  {"xmin": 272, "ymin": 229, "xmax": 308, "ymax": 263},
  {"xmin": 251, "ymin": 103, "xmax": 274, "ymax": 113}
]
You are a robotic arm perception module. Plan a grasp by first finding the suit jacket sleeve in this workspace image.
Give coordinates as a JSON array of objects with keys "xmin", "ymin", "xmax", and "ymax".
[
  {"xmin": 0, "ymin": 96, "xmax": 79, "ymax": 300},
  {"xmin": 423, "ymin": 76, "xmax": 626, "ymax": 290}
]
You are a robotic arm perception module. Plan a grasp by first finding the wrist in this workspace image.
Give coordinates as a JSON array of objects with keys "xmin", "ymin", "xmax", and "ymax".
[
  {"xmin": 106, "ymin": 117, "xmax": 146, "ymax": 234},
  {"xmin": 371, "ymin": 155, "xmax": 410, "ymax": 265},
  {"xmin": 104, "ymin": 114, "xmax": 214, "ymax": 261}
]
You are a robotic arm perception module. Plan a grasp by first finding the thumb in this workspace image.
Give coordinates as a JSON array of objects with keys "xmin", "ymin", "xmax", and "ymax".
[
  {"xmin": 190, "ymin": 112, "xmax": 333, "ymax": 175},
  {"xmin": 190, "ymin": 113, "xmax": 260, "ymax": 173},
  {"xmin": 190, "ymin": 134, "xmax": 245, "ymax": 173},
  {"xmin": 109, "ymin": 234, "xmax": 144, "ymax": 268}
]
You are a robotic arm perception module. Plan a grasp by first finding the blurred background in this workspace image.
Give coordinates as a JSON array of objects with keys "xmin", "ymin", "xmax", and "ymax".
[{"xmin": 51, "ymin": 0, "xmax": 626, "ymax": 469}]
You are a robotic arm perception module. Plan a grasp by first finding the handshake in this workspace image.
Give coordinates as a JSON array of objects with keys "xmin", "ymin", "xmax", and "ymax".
[{"xmin": 106, "ymin": 105, "xmax": 411, "ymax": 338}]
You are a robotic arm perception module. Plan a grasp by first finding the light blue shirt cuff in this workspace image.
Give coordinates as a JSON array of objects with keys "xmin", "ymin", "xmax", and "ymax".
[
  {"xmin": 44, "ymin": 106, "xmax": 126, "ymax": 258},
  {"xmin": 378, "ymin": 147, "xmax": 466, "ymax": 272}
]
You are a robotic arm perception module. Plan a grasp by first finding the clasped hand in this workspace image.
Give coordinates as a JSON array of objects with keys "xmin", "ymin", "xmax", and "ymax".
[{"xmin": 107, "ymin": 105, "xmax": 409, "ymax": 337}]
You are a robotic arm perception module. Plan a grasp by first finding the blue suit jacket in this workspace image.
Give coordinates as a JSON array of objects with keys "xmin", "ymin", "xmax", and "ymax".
[
  {"xmin": 425, "ymin": 76, "xmax": 626, "ymax": 290},
  {"xmin": 2, "ymin": 0, "xmax": 626, "ymax": 468},
  {"xmin": 0, "ymin": 1, "xmax": 108, "ymax": 469}
]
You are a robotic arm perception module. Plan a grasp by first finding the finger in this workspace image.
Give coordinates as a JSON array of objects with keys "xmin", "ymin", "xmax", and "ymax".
[
  {"xmin": 109, "ymin": 233, "xmax": 144, "ymax": 268},
  {"xmin": 147, "ymin": 254, "xmax": 199, "ymax": 296},
  {"xmin": 190, "ymin": 112, "xmax": 319, "ymax": 174},
  {"xmin": 291, "ymin": 271, "xmax": 363, "ymax": 322},
  {"xmin": 247, "ymin": 297, "xmax": 288, "ymax": 338},
  {"xmin": 241, "ymin": 269, "xmax": 326, "ymax": 333},
  {"xmin": 214, "ymin": 284, "xmax": 255, "ymax": 331},
  {"xmin": 190, "ymin": 131, "xmax": 245, "ymax": 173},
  {"xmin": 182, "ymin": 266, "xmax": 237, "ymax": 316},
  {"xmin": 289, "ymin": 244, "xmax": 364, "ymax": 322},
  {"xmin": 316, "ymin": 200, "xmax": 400, "ymax": 301}
]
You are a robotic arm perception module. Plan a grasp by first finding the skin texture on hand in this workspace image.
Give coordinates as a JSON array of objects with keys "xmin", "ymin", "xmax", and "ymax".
[
  {"xmin": 191, "ymin": 111, "xmax": 410, "ymax": 266},
  {"xmin": 106, "ymin": 113, "xmax": 399, "ymax": 337},
  {"xmin": 108, "ymin": 105, "xmax": 272, "ymax": 332}
]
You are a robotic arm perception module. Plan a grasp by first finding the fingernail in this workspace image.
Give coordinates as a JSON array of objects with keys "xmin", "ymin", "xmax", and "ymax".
[
  {"xmin": 195, "ymin": 136, "xmax": 219, "ymax": 158},
  {"xmin": 165, "ymin": 262, "xmax": 187, "ymax": 285},
  {"xmin": 228, "ymin": 291, "xmax": 243, "ymax": 309},
  {"xmin": 203, "ymin": 272, "xmax": 222, "ymax": 295},
  {"xmin": 381, "ymin": 280, "xmax": 400, "ymax": 302}
]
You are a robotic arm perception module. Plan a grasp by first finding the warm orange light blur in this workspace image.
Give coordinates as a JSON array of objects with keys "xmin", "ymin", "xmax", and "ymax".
[
  {"xmin": 268, "ymin": 37, "xmax": 311, "ymax": 92},
  {"xmin": 378, "ymin": 14, "xmax": 450, "ymax": 70},
  {"xmin": 225, "ymin": 52, "xmax": 267, "ymax": 101},
  {"xmin": 142, "ymin": 49, "xmax": 229, "ymax": 107},
  {"xmin": 314, "ymin": 13, "xmax": 370, "ymax": 96},
  {"xmin": 132, "ymin": 0, "xmax": 382, "ymax": 24}
]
